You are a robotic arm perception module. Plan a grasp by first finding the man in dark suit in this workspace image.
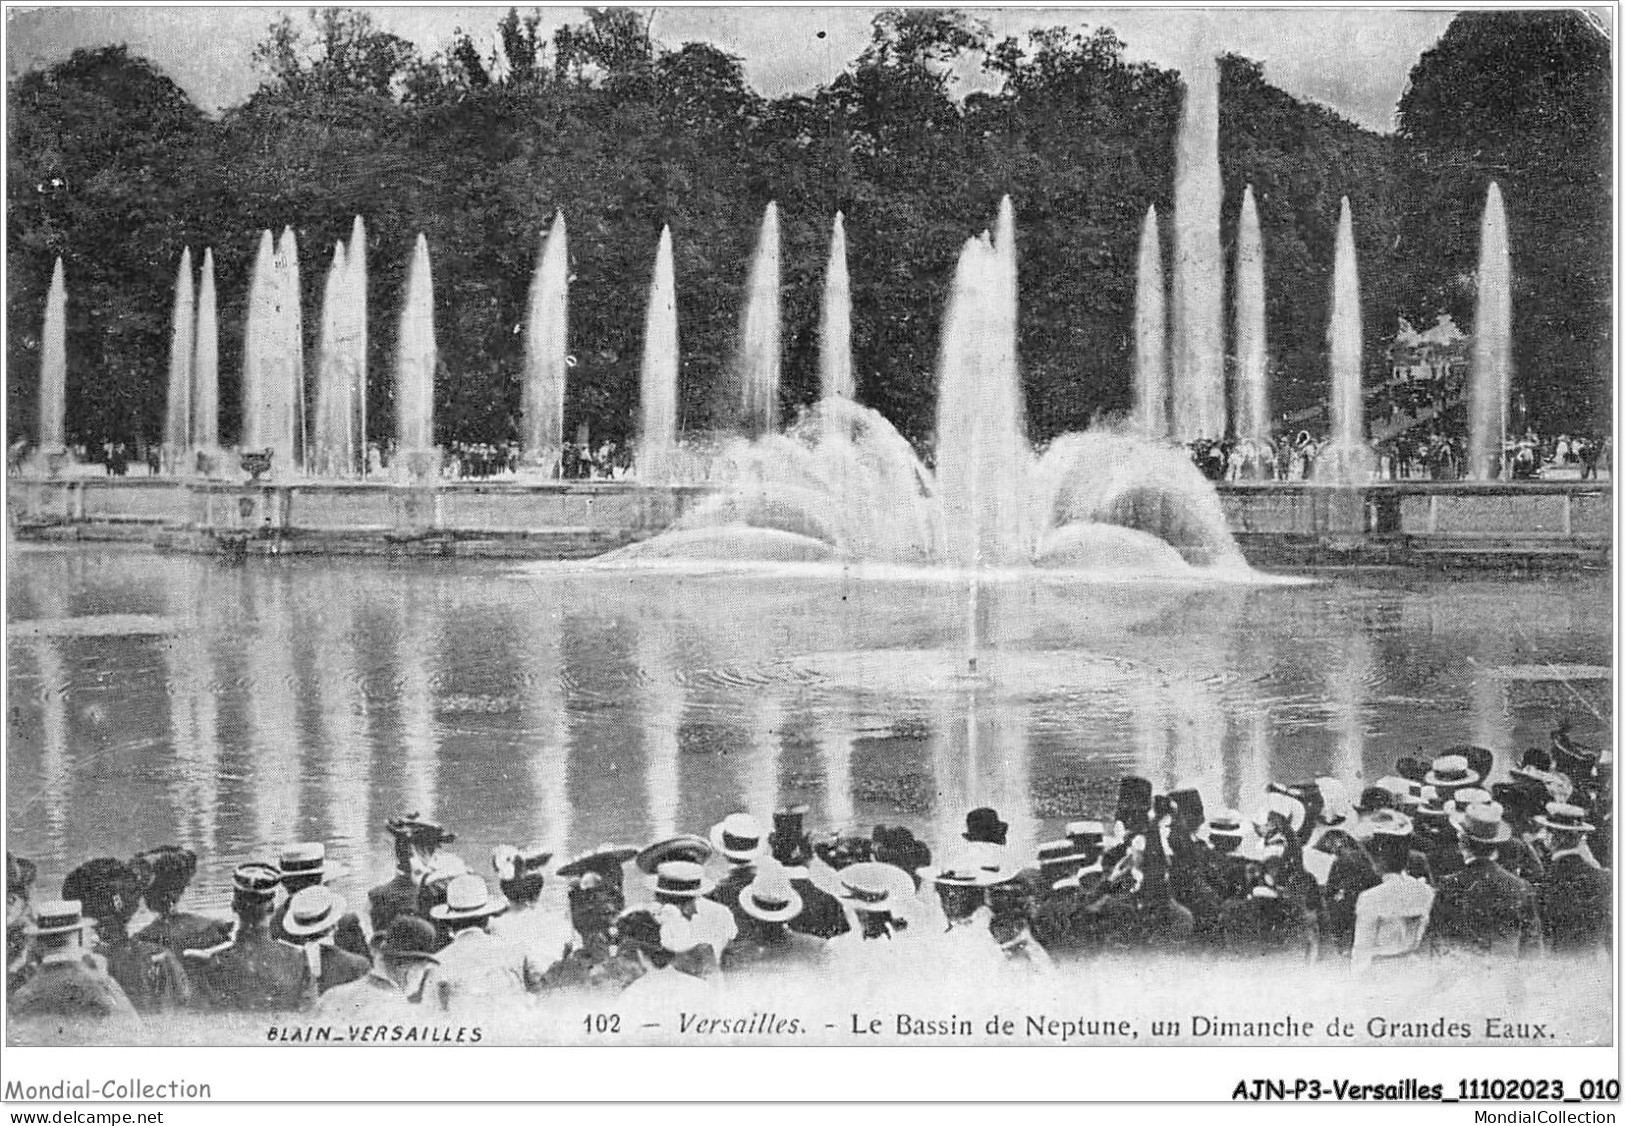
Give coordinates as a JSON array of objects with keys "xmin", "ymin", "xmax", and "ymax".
[
  {"xmin": 1429, "ymin": 802, "xmax": 1542, "ymax": 961},
  {"xmin": 1534, "ymin": 803, "xmax": 1611, "ymax": 956},
  {"xmin": 191, "ymin": 863, "xmax": 310, "ymax": 1012},
  {"xmin": 769, "ymin": 806, "xmax": 849, "ymax": 940},
  {"xmin": 706, "ymin": 813, "xmax": 766, "ymax": 938},
  {"xmin": 279, "ymin": 886, "xmax": 371, "ymax": 997}
]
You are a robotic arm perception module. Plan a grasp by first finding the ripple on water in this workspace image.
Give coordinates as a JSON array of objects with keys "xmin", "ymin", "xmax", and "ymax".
[{"xmin": 9, "ymin": 614, "xmax": 181, "ymax": 638}]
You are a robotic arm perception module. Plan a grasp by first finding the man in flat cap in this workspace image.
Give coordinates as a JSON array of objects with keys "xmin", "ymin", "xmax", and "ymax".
[{"xmin": 192, "ymin": 863, "xmax": 310, "ymax": 1012}]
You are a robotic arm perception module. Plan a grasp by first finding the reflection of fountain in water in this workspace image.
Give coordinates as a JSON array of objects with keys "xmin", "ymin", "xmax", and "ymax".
[
  {"xmin": 1332, "ymin": 631, "xmax": 1370, "ymax": 788},
  {"xmin": 525, "ymin": 619, "xmax": 572, "ymax": 857},
  {"xmin": 1237, "ymin": 706, "xmax": 1273, "ymax": 815},
  {"xmin": 247, "ymin": 572, "xmax": 302, "ymax": 849},
  {"xmin": 165, "ymin": 569, "xmax": 221, "ymax": 856},
  {"xmin": 33, "ymin": 584, "xmax": 70, "ymax": 861},
  {"xmin": 743, "ymin": 692, "xmax": 784, "ymax": 830},
  {"xmin": 1469, "ymin": 183, "xmax": 1512, "ymax": 480},
  {"xmin": 310, "ymin": 584, "xmax": 370, "ymax": 876},
  {"xmin": 637, "ymin": 625, "xmax": 683, "ymax": 841},
  {"xmin": 396, "ymin": 595, "xmax": 439, "ymax": 823}
]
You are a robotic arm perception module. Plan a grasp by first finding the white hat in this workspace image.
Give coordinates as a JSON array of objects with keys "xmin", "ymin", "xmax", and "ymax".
[
  {"xmin": 429, "ymin": 874, "xmax": 505, "ymax": 921},
  {"xmin": 283, "ymin": 886, "xmax": 347, "ymax": 937},
  {"xmin": 709, "ymin": 813, "xmax": 767, "ymax": 863}
]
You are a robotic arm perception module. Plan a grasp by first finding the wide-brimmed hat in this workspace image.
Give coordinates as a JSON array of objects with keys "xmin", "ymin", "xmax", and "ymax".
[
  {"xmin": 1451, "ymin": 746, "xmax": 1496, "ymax": 785},
  {"xmin": 492, "ymin": 844, "xmax": 553, "ymax": 883},
  {"xmin": 26, "ymin": 899, "xmax": 95, "ymax": 936},
  {"xmin": 283, "ymin": 886, "xmax": 347, "ymax": 936},
  {"xmin": 61, "ymin": 858, "xmax": 141, "ymax": 923},
  {"xmin": 233, "ymin": 862, "xmax": 283, "ymax": 902},
  {"xmin": 739, "ymin": 869, "xmax": 804, "ymax": 923},
  {"xmin": 650, "ymin": 860, "xmax": 714, "ymax": 899},
  {"xmin": 556, "ymin": 844, "xmax": 638, "ymax": 889},
  {"xmin": 385, "ymin": 812, "xmax": 455, "ymax": 847},
  {"xmin": 1424, "ymin": 754, "xmax": 1480, "ymax": 790},
  {"xmin": 1534, "ymin": 802, "xmax": 1596, "ymax": 835},
  {"xmin": 963, "ymin": 807, "xmax": 1009, "ymax": 845},
  {"xmin": 1445, "ymin": 787, "xmax": 1492, "ymax": 814},
  {"xmin": 919, "ymin": 856, "xmax": 1007, "ymax": 888},
  {"xmin": 129, "ymin": 846, "xmax": 196, "ymax": 898},
  {"xmin": 635, "ymin": 835, "xmax": 713, "ymax": 875},
  {"xmin": 709, "ymin": 813, "xmax": 768, "ymax": 863},
  {"xmin": 429, "ymin": 873, "xmax": 506, "ymax": 921},
  {"xmin": 1036, "ymin": 839, "xmax": 1092, "ymax": 871},
  {"xmin": 835, "ymin": 861, "xmax": 909, "ymax": 912},
  {"xmin": 1355, "ymin": 786, "xmax": 1395, "ymax": 815},
  {"xmin": 279, "ymin": 842, "xmax": 336, "ymax": 883},
  {"xmin": 1353, "ymin": 809, "xmax": 1415, "ymax": 841},
  {"xmin": 376, "ymin": 915, "xmax": 439, "ymax": 964},
  {"xmin": 1413, "ymin": 787, "xmax": 1451, "ymax": 821},
  {"xmin": 1452, "ymin": 802, "xmax": 1512, "ymax": 845}
]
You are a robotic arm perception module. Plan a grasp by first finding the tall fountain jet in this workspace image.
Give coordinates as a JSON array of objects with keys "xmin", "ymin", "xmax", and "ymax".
[
  {"xmin": 935, "ymin": 219, "xmax": 1031, "ymax": 570},
  {"xmin": 638, "ymin": 226, "xmax": 679, "ymax": 483},
  {"xmin": 522, "ymin": 212, "xmax": 569, "ymax": 475},
  {"xmin": 1234, "ymin": 186, "xmax": 1269, "ymax": 445},
  {"xmin": 277, "ymin": 228, "xmax": 306, "ymax": 465},
  {"xmin": 1469, "ymin": 182, "xmax": 1511, "ymax": 480},
  {"xmin": 1134, "ymin": 206, "xmax": 1169, "ymax": 439},
  {"xmin": 738, "ymin": 201, "xmax": 781, "ymax": 436},
  {"xmin": 820, "ymin": 211, "xmax": 854, "ymax": 402},
  {"xmin": 1325, "ymin": 197, "xmax": 1368, "ymax": 482},
  {"xmin": 36, "ymin": 257, "xmax": 68, "ymax": 463},
  {"xmin": 394, "ymin": 233, "xmax": 438, "ymax": 479},
  {"xmin": 241, "ymin": 229, "xmax": 302, "ymax": 474},
  {"xmin": 163, "ymin": 248, "xmax": 195, "ymax": 472},
  {"xmin": 192, "ymin": 249, "xmax": 219, "ymax": 462},
  {"xmin": 311, "ymin": 242, "xmax": 355, "ymax": 476},
  {"xmin": 1171, "ymin": 54, "xmax": 1225, "ymax": 442},
  {"xmin": 346, "ymin": 216, "xmax": 368, "ymax": 471}
]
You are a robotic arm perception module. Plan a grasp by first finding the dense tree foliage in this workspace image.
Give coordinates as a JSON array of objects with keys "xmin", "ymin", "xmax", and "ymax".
[{"xmin": 6, "ymin": 9, "xmax": 1610, "ymax": 453}]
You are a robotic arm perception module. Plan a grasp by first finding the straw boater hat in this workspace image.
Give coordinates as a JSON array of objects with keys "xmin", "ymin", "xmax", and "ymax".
[
  {"xmin": 1445, "ymin": 787, "xmax": 1492, "ymax": 815},
  {"xmin": 1065, "ymin": 820, "xmax": 1107, "ymax": 849},
  {"xmin": 557, "ymin": 845, "xmax": 639, "ymax": 890},
  {"xmin": 739, "ymin": 868, "xmax": 804, "ymax": 924},
  {"xmin": 635, "ymin": 835, "xmax": 714, "ymax": 875},
  {"xmin": 1353, "ymin": 808, "xmax": 1415, "ymax": 841},
  {"xmin": 834, "ymin": 861, "xmax": 907, "ymax": 913},
  {"xmin": 1412, "ymin": 786, "xmax": 1451, "ymax": 823},
  {"xmin": 283, "ymin": 886, "xmax": 348, "ymax": 937},
  {"xmin": 1036, "ymin": 839, "xmax": 1091, "ymax": 871},
  {"xmin": 1534, "ymin": 802, "xmax": 1596, "ymax": 835},
  {"xmin": 25, "ymin": 899, "xmax": 95, "ymax": 937},
  {"xmin": 709, "ymin": 813, "xmax": 768, "ymax": 863},
  {"xmin": 429, "ymin": 874, "xmax": 507, "ymax": 922},
  {"xmin": 1424, "ymin": 754, "xmax": 1481, "ymax": 791},
  {"xmin": 918, "ymin": 857, "xmax": 1008, "ymax": 888},
  {"xmin": 1451, "ymin": 802, "xmax": 1512, "ymax": 845},
  {"xmin": 279, "ymin": 842, "xmax": 339, "ymax": 883},
  {"xmin": 1199, "ymin": 809, "xmax": 1250, "ymax": 845},
  {"xmin": 650, "ymin": 860, "xmax": 715, "ymax": 900}
]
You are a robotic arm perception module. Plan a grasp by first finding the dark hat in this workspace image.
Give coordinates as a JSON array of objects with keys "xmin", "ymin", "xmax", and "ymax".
[
  {"xmin": 963, "ymin": 807, "xmax": 1009, "ymax": 846},
  {"xmin": 233, "ymin": 862, "xmax": 284, "ymax": 902},
  {"xmin": 1394, "ymin": 756, "xmax": 1428, "ymax": 784},
  {"xmin": 385, "ymin": 812, "xmax": 455, "ymax": 846},
  {"xmin": 376, "ymin": 915, "xmax": 440, "ymax": 964},
  {"xmin": 634, "ymin": 835, "xmax": 713, "ymax": 875},
  {"xmin": 1491, "ymin": 781, "xmax": 1546, "ymax": 825},
  {"xmin": 7, "ymin": 852, "xmax": 37, "ymax": 897},
  {"xmin": 611, "ymin": 909, "xmax": 669, "ymax": 956},
  {"xmin": 771, "ymin": 804, "xmax": 809, "ymax": 840},
  {"xmin": 129, "ymin": 846, "xmax": 196, "ymax": 896},
  {"xmin": 1167, "ymin": 788, "xmax": 1206, "ymax": 830},
  {"xmin": 556, "ymin": 844, "xmax": 638, "ymax": 889},
  {"xmin": 61, "ymin": 858, "xmax": 141, "ymax": 924},
  {"xmin": 1534, "ymin": 802, "xmax": 1596, "ymax": 835},
  {"xmin": 1355, "ymin": 786, "xmax": 1395, "ymax": 815},
  {"xmin": 814, "ymin": 833, "xmax": 873, "ymax": 871},
  {"xmin": 872, "ymin": 825, "xmax": 932, "ymax": 874},
  {"xmin": 1519, "ymin": 747, "xmax": 1554, "ymax": 772}
]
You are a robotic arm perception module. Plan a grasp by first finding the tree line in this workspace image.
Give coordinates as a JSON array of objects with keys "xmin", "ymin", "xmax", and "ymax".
[{"xmin": 5, "ymin": 8, "xmax": 1611, "ymax": 453}]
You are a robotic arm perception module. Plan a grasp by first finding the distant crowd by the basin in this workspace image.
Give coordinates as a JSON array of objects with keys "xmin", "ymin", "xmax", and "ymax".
[{"xmin": 8, "ymin": 719, "xmax": 1610, "ymax": 1039}]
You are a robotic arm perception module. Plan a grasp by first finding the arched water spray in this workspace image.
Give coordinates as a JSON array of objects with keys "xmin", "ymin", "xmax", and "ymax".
[
  {"xmin": 820, "ymin": 211, "xmax": 854, "ymax": 402},
  {"xmin": 1469, "ymin": 183, "xmax": 1511, "ymax": 480},
  {"xmin": 394, "ymin": 234, "xmax": 438, "ymax": 478},
  {"xmin": 1134, "ymin": 206, "xmax": 1169, "ymax": 439},
  {"xmin": 638, "ymin": 226, "xmax": 678, "ymax": 482},
  {"xmin": 164, "ymin": 248, "xmax": 195, "ymax": 471},
  {"xmin": 738, "ymin": 202, "xmax": 781, "ymax": 436},
  {"xmin": 37, "ymin": 258, "xmax": 67, "ymax": 457},
  {"xmin": 522, "ymin": 212, "xmax": 569, "ymax": 474},
  {"xmin": 1234, "ymin": 186, "xmax": 1269, "ymax": 445},
  {"xmin": 1324, "ymin": 197, "xmax": 1367, "ymax": 482},
  {"xmin": 192, "ymin": 249, "xmax": 219, "ymax": 458},
  {"xmin": 1172, "ymin": 54, "xmax": 1225, "ymax": 442},
  {"xmin": 311, "ymin": 242, "xmax": 354, "ymax": 476}
]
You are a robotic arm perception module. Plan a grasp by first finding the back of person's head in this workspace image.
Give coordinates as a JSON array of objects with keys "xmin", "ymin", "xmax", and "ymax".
[
  {"xmin": 61, "ymin": 858, "xmax": 141, "ymax": 926},
  {"xmin": 613, "ymin": 909, "xmax": 673, "ymax": 969},
  {"xmin": 1366, "ymin": 831, "xmax": 1411, "ymax": 875},
  {"xmin": 130, "ymin": 846, "xmax": 197, "ymax": 916}
]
